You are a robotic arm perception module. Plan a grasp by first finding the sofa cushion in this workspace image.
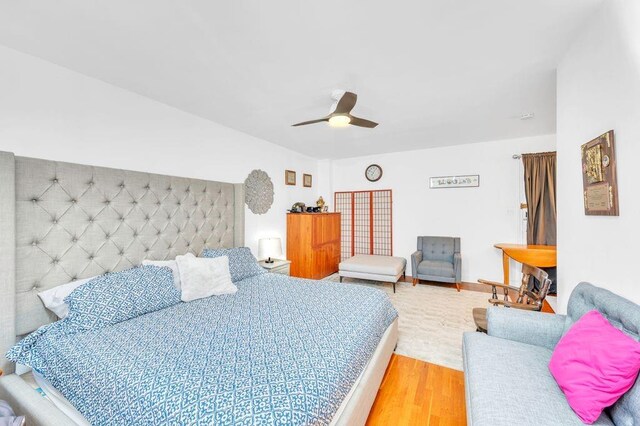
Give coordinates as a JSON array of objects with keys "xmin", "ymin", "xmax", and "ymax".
[
  {"xmin": 419, "ymin": 236, "xmax": 456, "ymax": 263},
  {"xmin": 566, "ymin": 283, "xmax": 640, "ymax": 425},
  {"xmin": 462, "ymin": 332, "xmax": 614, "ymax": 426},
  {"xmin": 417, "ymin": 260, "xmax": 454, "ymax": 278},
  {"xmin": 550, "ymin": 310, "xmax": 640, "ymax": 424}
]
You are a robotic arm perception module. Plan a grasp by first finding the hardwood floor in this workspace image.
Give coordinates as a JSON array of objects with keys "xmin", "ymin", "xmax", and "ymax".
[
  {"xmin": 366, "ymin": 354, "xmax": 466, "ymax": 425},
  {"xmin": 365, "ymin": 279, "xmax": 555, "ymax": 425}
]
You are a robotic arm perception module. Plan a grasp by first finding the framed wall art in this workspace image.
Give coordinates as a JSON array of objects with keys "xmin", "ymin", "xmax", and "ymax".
[
  {"xmin": 244, "ymin": 169, "xmax": 274, "ymax": 215},
  {"xmin": 303, "ymin": 173, "xmax": 312, "ymax": 188},
  {"xmin": 429, "ymin": 175, "xmax": 479, "ymax": 189},
  {"xmin": 285, "ymin": 170, "xmax": 296, "ymax": 186},
  {"xmin": 581, "ymin": 130, "xmax": 619, "ymax": 216}
]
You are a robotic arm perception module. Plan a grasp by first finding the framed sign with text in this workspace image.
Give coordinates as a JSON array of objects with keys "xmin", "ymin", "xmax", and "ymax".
[
  {"xmin": 581, "ymin": 130, "xmax": 619, "ymax": 216},
  {"xmin": 429, "ymin": 175, "xmax": 479, "ymax": 189}
]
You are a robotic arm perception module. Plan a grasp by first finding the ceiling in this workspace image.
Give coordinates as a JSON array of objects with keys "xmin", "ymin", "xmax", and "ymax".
[{"xmin": 0, "ymin": 0, "xmax": 602, "ymax": 159}]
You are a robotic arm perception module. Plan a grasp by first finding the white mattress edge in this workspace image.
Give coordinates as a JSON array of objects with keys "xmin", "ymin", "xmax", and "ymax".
[{"xmin": 32, "ymin": 371, "xmax": 90, "ymax": 426}]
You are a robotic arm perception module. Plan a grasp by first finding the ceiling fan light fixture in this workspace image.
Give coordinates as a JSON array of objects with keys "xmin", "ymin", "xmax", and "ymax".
[
  {"xmin": 328, "ymin": 115, "xmax": 351, "ymax": 127},
  {"xmin": 292, "ymin": 91, "xmax": 378, "ymax": 128}
]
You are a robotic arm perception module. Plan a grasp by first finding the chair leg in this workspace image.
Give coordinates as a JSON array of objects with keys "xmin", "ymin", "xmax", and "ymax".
[
  {"xmin": 412, "ymin": 278, "xmax": 418, "ymax": 286},
  {"xmin": 339, "ymin": 276, "xmax": 343, "ymax": 283},
  {"xmin": 456, "ymin": 282, "xmax": 460, "ymax": 292},
  {"xmin": 393, "ymin": 282, "xmax": 396, "ymax": 293}
]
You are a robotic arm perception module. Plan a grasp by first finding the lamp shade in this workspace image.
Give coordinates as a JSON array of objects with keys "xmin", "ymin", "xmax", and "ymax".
[{"xmin": 258, "ymin": 238, "xmax": 283, "ymax": 260}]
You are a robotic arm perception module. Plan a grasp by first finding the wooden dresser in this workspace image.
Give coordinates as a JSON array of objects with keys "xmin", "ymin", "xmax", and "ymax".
[{"xmin": 287, "ymin": 212, "xmax": 341, "ymax": 279}]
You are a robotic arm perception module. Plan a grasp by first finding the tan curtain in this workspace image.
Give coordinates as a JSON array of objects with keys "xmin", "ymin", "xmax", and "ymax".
[{"xmin": 523, "ymin": 152, "xmax": 557, "ymax": 245}]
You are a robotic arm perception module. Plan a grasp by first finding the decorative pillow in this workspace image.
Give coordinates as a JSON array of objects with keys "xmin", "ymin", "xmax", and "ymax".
[
  {"xmin": 64, "ymin": 265, "xmax": 181, "ymax": 332},
  {"xmin": 549, "ymin": 310, "xmax": 640, "ymax": 424},
  {"xmin": 37, "ymin": 276, "xmax": 97, "ymax": 319},
  {"xmin": 175, "ymin": 253, "xmax": 237, "ymax": 302},
  {"xmin": 201, "ymin": 247, "xmax": 265, "ymax": 282},
  {"xmin": 141, "ymin": 259, "xmax": 181, "ymax": 289}
]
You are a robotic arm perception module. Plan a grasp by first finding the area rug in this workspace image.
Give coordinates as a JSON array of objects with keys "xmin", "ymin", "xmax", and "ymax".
[{"xmin": 325, "ymin": 274, "xmax": 491, "ymax": 371}]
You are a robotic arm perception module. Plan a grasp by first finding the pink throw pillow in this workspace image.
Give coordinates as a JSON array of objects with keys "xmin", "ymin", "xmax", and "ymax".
[{"xmin": 549, "ymin": 310, "xmax": 640, "ymax": 424}]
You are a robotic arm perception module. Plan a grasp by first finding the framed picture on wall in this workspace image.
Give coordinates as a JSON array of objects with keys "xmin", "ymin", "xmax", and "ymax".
[
  {"xmin": 581, "ymin": 130, "xmax": 619, "ymax": 216},
  {"xmin": 429, "ymin": 175, "xmax": 479, "ymax": 189},
  {"xmin": 303, "ymin": 174, "xmax": 312, "ymax": 188},
  {"xmin": 285, "ymin": 170, "xmax": 296, "ymax": 186}
]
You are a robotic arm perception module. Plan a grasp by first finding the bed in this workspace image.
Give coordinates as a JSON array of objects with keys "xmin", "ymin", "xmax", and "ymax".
[{"xmin": 0, "ymin": 152, "xmax": 398, "ymax": 425}]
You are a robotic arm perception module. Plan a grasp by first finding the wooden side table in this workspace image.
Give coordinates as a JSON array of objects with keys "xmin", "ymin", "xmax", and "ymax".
[
  {"xmin": 259, "ymin": 259, "xmax": 291, "ymax": 276},
  {"xmin": 494, "ymin": 243, "xmax": 556, "ymax": 284}
]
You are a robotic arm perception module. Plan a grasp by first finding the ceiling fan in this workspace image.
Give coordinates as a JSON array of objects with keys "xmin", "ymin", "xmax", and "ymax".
[{"xmin": 292, "ymin": 90, "xmax": 378, "ymax": 128}]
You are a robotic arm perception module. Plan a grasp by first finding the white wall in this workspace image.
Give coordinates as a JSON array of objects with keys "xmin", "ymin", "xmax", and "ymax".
[
  {"xmin": 0, "ymin": 45, "xmax": 319, "ymax": 256},
  {"xmin": 330, "ymin": 135, "xmax": 556, "ymax": 283},
  {"xmin": 556, "ymin": 0, "xmax": 640, "ymax": 312}
]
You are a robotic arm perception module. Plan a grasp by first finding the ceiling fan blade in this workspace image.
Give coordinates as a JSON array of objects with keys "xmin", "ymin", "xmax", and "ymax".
[
  {"xmin": 291, "ymin": 118, "xmax": 329, "ymax": 127},
  {"xmin": 333, "ymin": 92, "xmax": 357, "ymax": 114},
  {"xmin": 349, "ymin": 116, "xmax": 378, "ymax": 128}
]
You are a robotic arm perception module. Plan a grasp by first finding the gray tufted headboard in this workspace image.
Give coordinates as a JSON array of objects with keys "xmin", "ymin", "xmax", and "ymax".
[{"xmin": 0, "ymin": 151, "xmax": 245, "ymax": 373}]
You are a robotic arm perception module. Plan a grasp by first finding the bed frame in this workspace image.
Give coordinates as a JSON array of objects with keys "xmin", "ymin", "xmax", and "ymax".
[{"xmin": 0, "ymin": 151, "xmax": 396, "ymax": 425}]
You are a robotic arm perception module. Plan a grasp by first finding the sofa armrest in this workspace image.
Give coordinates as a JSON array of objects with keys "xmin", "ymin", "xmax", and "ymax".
[
  {"xmin": 487, "ymin": 307, "xmax": 567, "ymax": 350},
  {"xmin": 411, "ymin": 251, "xmax": 422, "ymax": 276},
  {"xmin": 453, "ymin": 252, "xmax": 461, "ymax": 283}
]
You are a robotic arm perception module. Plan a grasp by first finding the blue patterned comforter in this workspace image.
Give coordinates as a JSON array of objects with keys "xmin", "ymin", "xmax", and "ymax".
[{"xmin": 8, "ymin": 274, "xmax": 397, "ymax": 425}]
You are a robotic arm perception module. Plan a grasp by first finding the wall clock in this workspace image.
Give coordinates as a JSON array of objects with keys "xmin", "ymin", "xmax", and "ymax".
[{"xmin": 365, "ymin": 164, "xmax": 383, "ymax": 182}]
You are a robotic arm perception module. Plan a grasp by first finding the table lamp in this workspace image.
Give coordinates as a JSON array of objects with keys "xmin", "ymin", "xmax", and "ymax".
[{"xmin": 258, "ymin": 238, "xmax": 283, "ymax": 264}]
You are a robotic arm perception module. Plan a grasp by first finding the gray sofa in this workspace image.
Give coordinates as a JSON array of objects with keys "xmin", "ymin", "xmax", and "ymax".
[
  {"xmin": 463, "ymin": 282, "xmax": 640, "ymax": 425},
  {"xmin": 411, "ymin": 236, "xmax": 461, "ymax": 290}
]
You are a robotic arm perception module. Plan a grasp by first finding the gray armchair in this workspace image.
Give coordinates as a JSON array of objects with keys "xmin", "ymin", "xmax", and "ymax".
[{"xmin": 411, "ymin": 236, "xmax": 462, "ymax": 291}]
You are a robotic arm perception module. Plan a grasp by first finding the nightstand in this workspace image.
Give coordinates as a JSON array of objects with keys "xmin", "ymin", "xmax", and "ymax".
[{"xmin": 259, "ymin": 259, "xmax": 291, "ymax": 276}]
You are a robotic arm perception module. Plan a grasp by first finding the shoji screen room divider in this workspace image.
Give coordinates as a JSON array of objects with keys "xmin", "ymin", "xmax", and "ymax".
[{"xmin": 334, "ymin": 190, "xmax": 393, "ymax": 260}]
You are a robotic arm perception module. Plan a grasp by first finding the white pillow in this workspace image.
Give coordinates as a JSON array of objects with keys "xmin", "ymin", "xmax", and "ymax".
[
  {"xmin": 141, "ymin": 259, "xmax": 181, "ymax": 289},
  {"xmin": 176, "ymin": 253, "xmax": 237, "ymax": 302},
  {"xmin": 37, "ymin": 276, "xmax": 97, "ymax": 319}
]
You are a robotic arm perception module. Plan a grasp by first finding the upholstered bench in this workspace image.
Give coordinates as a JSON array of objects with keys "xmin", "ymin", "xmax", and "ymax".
[{"xmin": 339, "ymin": 255, "xmax": 407, "ymax": 293}]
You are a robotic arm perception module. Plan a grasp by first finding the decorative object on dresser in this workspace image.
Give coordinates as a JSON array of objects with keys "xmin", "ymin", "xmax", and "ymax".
[
  {"xmin": 303, "ymin": 173, "xmax": 312, "ymax": 188},
  {"xmin": 285, "ymin": 170, "xmax": 296, "ymax": 186},
  {"xmin": 365, "ymin": 164, "xmax": 383, "ymax": 182},
  {"xmin": 289, "ymin": 202, "xmax": 305, "ymax": 213},
  {"xmin": 259, "ymin": 259, "xmax": 291, "ymax": 276},
  {"xmin": 411, "ymin": 236, "xmax": 462, "ymax": 291},
  {"xmin": 429, "ymin": 175, "xmax": 479, "ymax": 189},
  {"xmin": 581, "ymin": 130, "xmax": 618, "ymax": 216},
  {"xmin": 258, "ymin": 237, "xmax": 283, "ymax": 264},
  {"xmin": 287, "ymin": 212, "xmax": 341, "ymax": 279},
  {"xmin": 244, "ymin": 169, "xmax": 274, "ymax": 214}
]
